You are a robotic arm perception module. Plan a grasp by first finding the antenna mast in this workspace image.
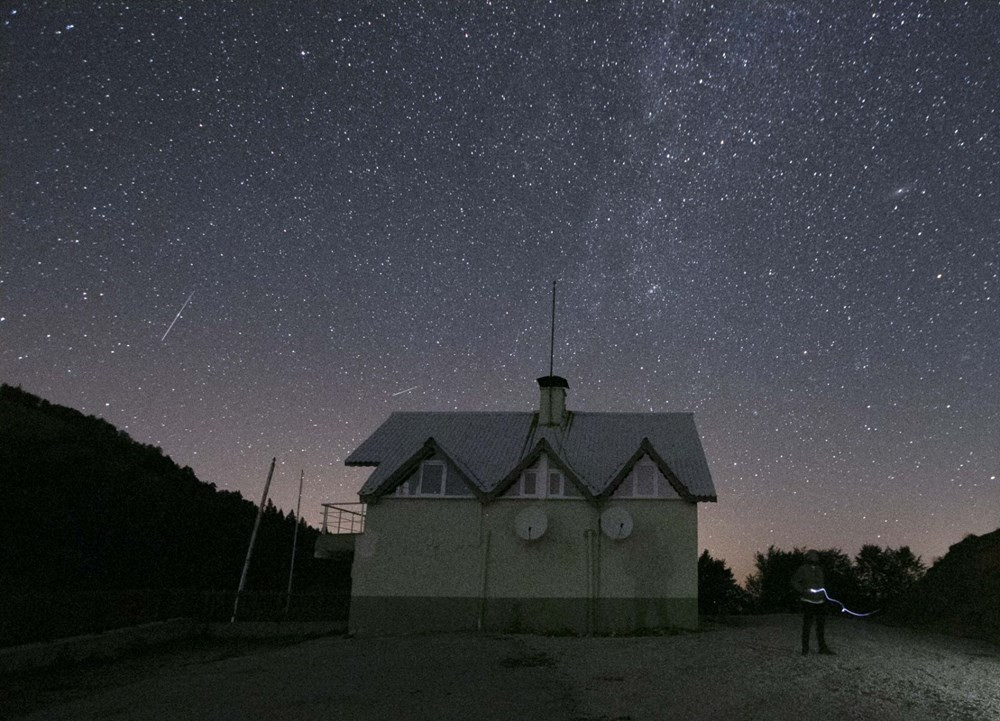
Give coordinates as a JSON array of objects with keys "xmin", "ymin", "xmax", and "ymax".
[
  {"xmin": 232, "ymin": 457, "xmax": 276, "ymax": 623},
  {"xmin": 285, "ymin": 468, "xmax": 305, "ymax": 616},
  {"xmin": 549, "ymin": 280, "xmax": 557, "ymax": 376}
]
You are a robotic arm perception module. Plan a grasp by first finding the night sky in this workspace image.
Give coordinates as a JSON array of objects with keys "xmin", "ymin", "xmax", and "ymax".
[{"xmin": 3, "ymin": 2, "xmax": 998, "ymax": 583}]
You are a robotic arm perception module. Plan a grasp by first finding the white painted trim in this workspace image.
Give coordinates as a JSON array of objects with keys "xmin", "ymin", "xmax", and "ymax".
[
  {"xmin": 419, "ymin": 460, "xmax": 446, "ymax": 495},
  {"xmin": 518, "ymin": 469, "xmax": 543, "ymax": 497},
  {"xmin": 612, "ymin": 456, "xmax": 680, "ymax": 499},
  {"xmin": 393, "ymin": 460, "xmax": 474, "ymax": 498},
  {"xmin": 506, "ymin": 453, "xmax": 583, "ymax": 499}
]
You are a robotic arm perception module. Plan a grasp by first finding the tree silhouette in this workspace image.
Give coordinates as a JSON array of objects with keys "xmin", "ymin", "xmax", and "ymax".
[
  {"xmin": 698, "ymin": 550, "xmax": 749, "ymax": 614},
  {"xmin": 854, "ymin": 544, "xmax": 926, "ymax": 608},
  {"xmin": 744, "ymin": 546, "xmax": 804, "ymax": 613},
  {"xmin": 745, "ymin": 546, "xmax": 858, "ymax": 613}
]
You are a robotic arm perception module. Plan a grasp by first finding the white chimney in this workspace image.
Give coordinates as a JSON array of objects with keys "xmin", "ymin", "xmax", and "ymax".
[{"xmin": 537, "ymin": 375, "xmax": 569, "ymax": 426}]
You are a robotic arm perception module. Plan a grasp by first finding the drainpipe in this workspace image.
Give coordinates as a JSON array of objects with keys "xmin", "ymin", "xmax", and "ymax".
[
  {"xmin": 584, "ymin": 530, "xmax": 593, "ymax": 635},
  {"xmin": 594, "ymin": 527, "xmax": 601, "ymax": 634},
  {"xmin": 478, "ymin": 529, "xmax": 491, "ymax": 631}
]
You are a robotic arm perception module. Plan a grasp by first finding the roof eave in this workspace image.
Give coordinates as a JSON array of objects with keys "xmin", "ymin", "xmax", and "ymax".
[{"xmin": 358, "ymin": 440, "xmax": 436, "ymax": 504}]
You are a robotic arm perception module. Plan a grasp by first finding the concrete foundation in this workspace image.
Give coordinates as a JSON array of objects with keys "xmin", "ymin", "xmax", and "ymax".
[{"xmin": 348, "ymin": 596, "xmax": 698, "ymax": 636}]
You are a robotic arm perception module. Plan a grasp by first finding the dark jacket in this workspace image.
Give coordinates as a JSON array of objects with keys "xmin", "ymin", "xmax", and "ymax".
[{"xmin": 791, "ymin": 562, "xmax": 825, "ymax": 604}]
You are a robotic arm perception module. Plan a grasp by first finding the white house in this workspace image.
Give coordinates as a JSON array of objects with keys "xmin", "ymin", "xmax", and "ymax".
[{"xmin": 341, "ymin": 376, "xmax": 717, "ymax": 634}]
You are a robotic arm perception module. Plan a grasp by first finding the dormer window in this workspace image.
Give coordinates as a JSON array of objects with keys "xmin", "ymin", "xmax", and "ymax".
[
  {"xmin": 506, "ymin": 464, "xmax": 582, "ymax": 499},
  {"xmin": 418, "ymin": 460, "xmax": 445, "ymax": 495},
  {"xmin": 518, "ymin": 470, "xmax": 541, "ymax": 497},
  {"xmin": 635, "ymin": 464, "xmax": 655, "ymax": 496},
  {"xmin": 393, "ymin": 460, "xmax": 473, "ymax": 497},
  {"xmin": 547, "ymin": 470, "xmax": 580, "ymax": 497},
  {"xmin": 614, "ymin": 459, "xmax": 678, "ymax": 498}
]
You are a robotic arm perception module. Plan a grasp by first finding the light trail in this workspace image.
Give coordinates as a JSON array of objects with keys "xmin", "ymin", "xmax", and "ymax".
[
  {"xmin": 391, "ymin": 385, "xmax": 419, "ymax": 396},
  {"xmin": 161, "ymin": 291, "xmax": 194, "ymax": 341},
  {"xmin": 810, "ymin": 588, "xmax": 878, "ymax": 617}
]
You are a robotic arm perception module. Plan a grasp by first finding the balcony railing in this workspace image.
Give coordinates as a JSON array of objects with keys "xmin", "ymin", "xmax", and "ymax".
[{"xmin": 321, "ymin": 502, "xmax": 366, "ymax": 534}]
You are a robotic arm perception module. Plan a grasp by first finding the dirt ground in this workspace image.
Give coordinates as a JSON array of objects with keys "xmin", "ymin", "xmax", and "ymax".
[{"xmin": 3, "ymin": 615, "xmax": 998, "ymax": 721}]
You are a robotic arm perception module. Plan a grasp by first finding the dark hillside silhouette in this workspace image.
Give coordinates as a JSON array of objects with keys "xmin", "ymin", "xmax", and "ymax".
[
  {"xmin": 0, "ymin": 384, "xmax": 346, "ymax": 594},
  {"xmin": 888, "ymin": 528, "xmax": 1000, "ymax": 643}
]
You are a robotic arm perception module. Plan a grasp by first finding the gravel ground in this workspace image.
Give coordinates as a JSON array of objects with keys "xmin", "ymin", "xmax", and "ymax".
[{"xmin": 4, "ymin": 615, "xmax": 998, "ymax": 721}]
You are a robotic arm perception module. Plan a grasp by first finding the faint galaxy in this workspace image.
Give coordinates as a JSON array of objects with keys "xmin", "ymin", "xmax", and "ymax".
[{"xmin": 2, "ymin": 2, "xmax": 998, "ymax": 582}]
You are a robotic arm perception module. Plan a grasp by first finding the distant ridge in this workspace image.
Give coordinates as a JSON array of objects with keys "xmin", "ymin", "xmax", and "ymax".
[{"xmin": 0, "ymin": 384, "xmax": 332, "ymax": 592}]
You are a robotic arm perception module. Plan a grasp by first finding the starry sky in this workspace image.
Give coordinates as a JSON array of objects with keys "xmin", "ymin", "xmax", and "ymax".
[{"xmin": 3, "ymin": 1, "xmax": 998, "ymax": 584}]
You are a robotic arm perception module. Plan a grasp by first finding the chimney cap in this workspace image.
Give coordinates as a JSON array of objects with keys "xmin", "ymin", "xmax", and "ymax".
[{"xmin": 536, "ymin": 375, "xmax": 569, "ymax": 389}]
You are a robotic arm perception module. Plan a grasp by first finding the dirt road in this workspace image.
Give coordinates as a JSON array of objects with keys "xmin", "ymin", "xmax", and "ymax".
[{"xmin": 6, "ymin": 616, "xmax": 998, "ymax": 721}]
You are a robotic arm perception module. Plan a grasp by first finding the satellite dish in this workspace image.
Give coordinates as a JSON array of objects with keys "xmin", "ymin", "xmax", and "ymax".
[
  {"xmin": 514, "ymin": 507, "xmax": 548, "ymax": 541},
  {"xmin": 600, "ymin": 507, "xmax": 633, "ymax": 540}
]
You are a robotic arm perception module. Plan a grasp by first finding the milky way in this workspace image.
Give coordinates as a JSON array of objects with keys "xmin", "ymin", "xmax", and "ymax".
[{"xmin": 3, "ymin": 2, "xmax": 997, "ymax": 582}]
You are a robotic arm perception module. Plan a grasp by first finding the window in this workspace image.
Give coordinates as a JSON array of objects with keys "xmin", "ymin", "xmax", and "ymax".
[
  {"xmin": 614, "ymin": 460, "xmax": 676, "ymax": 498},
  {"xmin": 635, "ymin": 464, "xmax": 655, "ymax": 496},
  {"xmin": 547, "ymin": 471, "xmax": 561, "ymax": 496},
  {"xmin": 548, "ymin": 471, "xmax": 580, "ymax": 497},
  {"xmin": 393, "ymin": 479, "xmax": 416, "ymax": 496},
  {"xmin": 445, "ymin": 470, "xmax": 471, "ymax": 496},
  {"xmin": 393, "ymin": 460, "xmax": 473, "ymax": 497},
  {"xmin": 504, "ymin": 456, "xmax": 583, "ymax": 499},
  {"xmin": 520, "ymin": 470, "xmax": 539, "ymax": 497},
  {"xmin": 419, "ymin": 461, "xmax": 445, "ymax": 495}
]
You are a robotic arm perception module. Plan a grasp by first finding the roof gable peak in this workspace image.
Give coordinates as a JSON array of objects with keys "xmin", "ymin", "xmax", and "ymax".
[
  {"xmin": 361, "ymin": 436, "xmax": 485, "ymax": 503},
  {"xmin": 489, "ymin": 438, "xmax": 594, "ymax": 501},
  {"xmin": 600, "ymin": 438, "xmax": 700, "ymax": 501}
]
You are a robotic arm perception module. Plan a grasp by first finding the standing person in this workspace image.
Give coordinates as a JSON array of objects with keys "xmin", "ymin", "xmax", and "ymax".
[{"xmin": 791, "ymin": 550, "xmax": 835, "ymax": 655}]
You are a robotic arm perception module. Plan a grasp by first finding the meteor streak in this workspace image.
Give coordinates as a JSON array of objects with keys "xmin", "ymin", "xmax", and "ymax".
[
  {"xmin": 810, "ymin": 588, "xmax": 878, "ymax": 617},
  {"xmin": 391, "ymin": 385, "xmax": 419, "ymax": 396},
  {"xmin": 161, "ymin": 291, "xmax": 194, "ymax": 341}
]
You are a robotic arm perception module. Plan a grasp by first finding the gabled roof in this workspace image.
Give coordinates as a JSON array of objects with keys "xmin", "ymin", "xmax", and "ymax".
[
  {"xmin": 491, "ymin": 437, "xmax": 591, "ymax": 500},
  {"xmin": 366, "ymin": 437, "xmax": 487, "ymax": 501},
  {"xmin": 601, "ymin": 438, "xmax": 696, "ymax": 501},
  {"xmin": 347, "ymin": 411, "xmax": 716, "ymax": 503}
]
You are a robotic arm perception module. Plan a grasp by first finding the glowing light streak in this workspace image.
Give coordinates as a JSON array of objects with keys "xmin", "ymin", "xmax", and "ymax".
[
  {"xmin": 391, "ymin": 385, "xmax": 419, "ymax": 396},
  {"xmin": 809, "ymin": 588, "xmax": 878, "ymax": 617},
  {"xmin": 161, "ymin": 291, "xmax": 194, "ymax": 341}
]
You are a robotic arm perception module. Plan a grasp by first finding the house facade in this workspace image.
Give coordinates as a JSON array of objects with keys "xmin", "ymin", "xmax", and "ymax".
[{"xmin": 344, "ymin": 376, "xmax": 717, "ymax": 635}]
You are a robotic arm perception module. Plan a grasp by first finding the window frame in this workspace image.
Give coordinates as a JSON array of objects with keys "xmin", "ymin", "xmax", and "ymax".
[
  {"xmin": 506, "ymin": 460, "xmax": 583, "ymax": 500},
  {"xmin": 392, "ymin": 459, "xmax": 474, "ymax": 498},
  {"xmin": 615, "ymin": 459, "xmax": 675, "ymax": 498},
  {"xmin": 633, "ymin": 463, "xmax": 656, "ymax": 497},
  {"xmin": 517, "ymin": 469, "xmax": 542, "ymax": 498},
  {"xmin": 418, "ymin": 460, "xmax": 446, "ymax": 496},
  {"xmin": 547, "ymin": 469, "xmax": 581, "ymax": 498}
]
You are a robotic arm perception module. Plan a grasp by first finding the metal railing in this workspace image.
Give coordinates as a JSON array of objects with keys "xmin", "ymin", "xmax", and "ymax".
[{"xmin": 321, "ymin": 502, "xmax": 366, "ymax": 534}]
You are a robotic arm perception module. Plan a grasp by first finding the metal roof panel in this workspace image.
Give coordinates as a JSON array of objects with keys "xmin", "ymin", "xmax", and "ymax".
[{"xmin": 348, "ymin": 411, "xmax": 716, "ymax": 501}]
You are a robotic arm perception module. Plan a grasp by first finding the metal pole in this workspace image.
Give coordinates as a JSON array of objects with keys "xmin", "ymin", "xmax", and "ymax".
[
  {"xmin": 285, "ymin": 469, "xmax": 304, "ymax": 616},
  {"xmin": 478, "ymin": 529, "xmax": 492, "ymax": 631},
  {"xmin": 231, "ymin": 457, "xmax": 276, "ymax": 623},
  {"xmin": 549, "ymin": 279, "xmax": 557, "ymax": 376}
]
